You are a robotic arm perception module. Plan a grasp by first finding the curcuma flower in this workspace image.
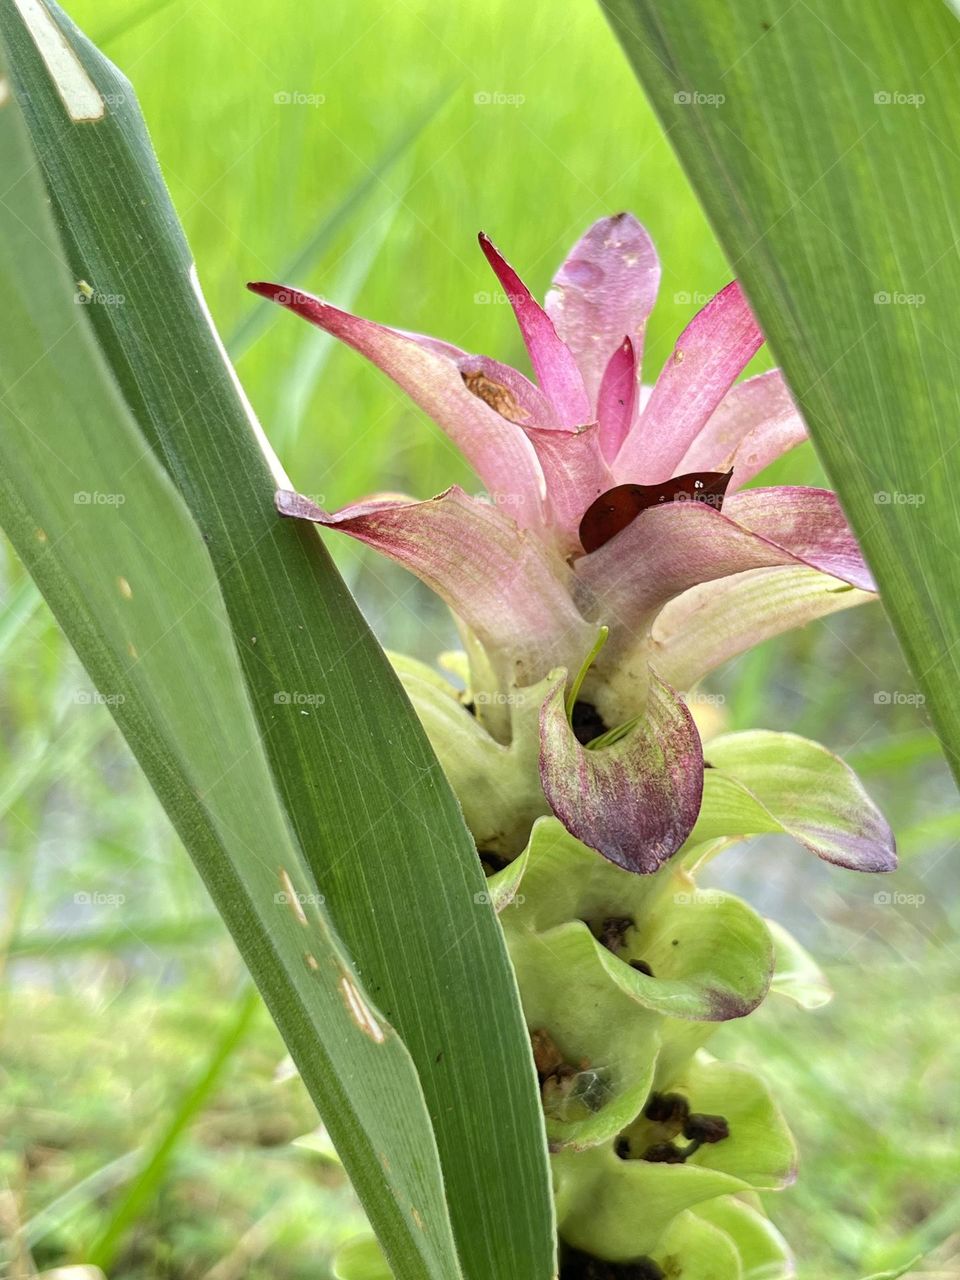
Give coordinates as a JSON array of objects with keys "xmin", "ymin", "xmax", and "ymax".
[{"xmin": 250, "ymin": 213, "xmax": 892, "ymax": 876}]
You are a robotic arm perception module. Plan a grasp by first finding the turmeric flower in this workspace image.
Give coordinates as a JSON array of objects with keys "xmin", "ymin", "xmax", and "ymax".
[{"xmin": 250, "ymin": 214, "xmax": 891, "ymax": 875}]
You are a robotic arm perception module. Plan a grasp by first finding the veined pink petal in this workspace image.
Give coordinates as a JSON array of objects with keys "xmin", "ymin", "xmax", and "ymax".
[
  {"xmin": 544, "ymin": 213, "xmax": 660, "ymax": 407},
  {"xmin": 538, "ymin": 670, "xmax": 703, "ymax": 874},
  {"xmin": 596, "ymin": 337, "xmax": 638, "ymax": 463},
  {"xmin": 247, "ymin": 282, "xmax": 545, "ymax": 528},
  {"xmin": 652, "ymin": 565, "xmax": 875, "ymax": 691},
  {"xmin": 477, "ymin": 234, "xmax": 591, "ymax": 426},
  {"xmin": 676, "ymin": 370, "xmax": 807, "ymax": 488},
  {"xmin": 522, "ymin": 423, "xmax": 615, "ymax": 557},
  {"xmin": 616, "ymin": 281, "xmax": 764, "ymax": 482},
  {"xmin": 275, "ymin": 486, "xmax": 597, "ymax": 689},
  {"xmin": 723, "ymin": 487, "xmax": 875, "ymax": 591},
  {"xmin": 574, "ymin": 486, "xmax": 874, "ymax": 643}
]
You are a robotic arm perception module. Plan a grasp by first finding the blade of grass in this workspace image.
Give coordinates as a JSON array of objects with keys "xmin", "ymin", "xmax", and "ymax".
[
  {"xmin": 86, "ymin": 986, "xmax": 260, "ymax": 1271},
  {"xmin": 0, "ymin": 578, "xmax": 43, "ymax": 663},
  {"xmin": 272, "ymin": 170, "xmax": 409, "ymax": 453},
  {"xmin": 227, "ymin": 89, "xmax": 453, "ymax": 361},
  {"xmin": 6, "ymin": 918, "xmax": 222, "ymax": 959}
]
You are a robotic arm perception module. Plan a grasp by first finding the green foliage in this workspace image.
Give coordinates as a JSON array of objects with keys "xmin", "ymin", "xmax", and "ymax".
[{"xmin": 603, "ymin": 0, "xmax": 960, "ymax": 782}]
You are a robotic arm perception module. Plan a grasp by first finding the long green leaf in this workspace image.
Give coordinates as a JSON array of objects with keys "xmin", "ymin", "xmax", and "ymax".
[
  {"xmin": 0, "ymin": 49, "xmax": 463, "ymax": 1279},
  {"xmin": 603, "ymin": 0, "xmax": 960, "ymax": 782},
  {"xmin": 0, "ymin": 6, "xmax": 554, "ymax": 1277}
]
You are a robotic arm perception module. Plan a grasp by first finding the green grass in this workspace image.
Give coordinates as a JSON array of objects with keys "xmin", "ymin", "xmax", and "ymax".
[{"xmin": 2, "ymin": 0, "xmax": 958, "ymax": 1276}]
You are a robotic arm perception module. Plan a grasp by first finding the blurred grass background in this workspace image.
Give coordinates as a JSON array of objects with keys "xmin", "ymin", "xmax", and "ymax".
[{"xmin": 1, "ymin": 0, "xmax": 957, "ymax": 1276}]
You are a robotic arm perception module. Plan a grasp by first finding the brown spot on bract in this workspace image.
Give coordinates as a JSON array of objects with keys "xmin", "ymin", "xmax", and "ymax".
[
  {"xmin": 579, "ymin": 469, "xmax": 734, "ymax": 554},
  {"xmin": 462, "ymin": 369, "xmax": 529, "ymax": 425}
]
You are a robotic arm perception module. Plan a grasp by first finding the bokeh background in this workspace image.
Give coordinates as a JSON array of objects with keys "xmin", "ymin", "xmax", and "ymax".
[{"xmin": 2, "ymin": 0, "xmax": 958, "ymax": 1276}]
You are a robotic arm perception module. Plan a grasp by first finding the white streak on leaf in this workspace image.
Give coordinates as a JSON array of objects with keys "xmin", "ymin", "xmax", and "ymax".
[
  {"xmin": 13, "ymin": 0, "xmax": 104, "ymax": 122},
  {"xmin": 339, "ymin": 975, "xmax": 386, "ymax": 1043},
  {"xmin": 278, "ymin": 867, "xmax": 308, "ymax": 926},
  {"xmin": 189, "ymin": 263, "xmax": 292, "ymax": 489}
]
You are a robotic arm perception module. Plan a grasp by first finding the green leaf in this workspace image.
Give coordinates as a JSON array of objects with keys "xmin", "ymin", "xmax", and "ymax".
[
  {"xmin": 0, "ymin": 8, "xmax": 554, "ymax": 1278},
  {"xmin": 0, "ymin": 51, "xmax": 463, "ymax": 1278},
  {"xmin": 602, "ymin": 0, "xmax": 960, "ymax": 782}
]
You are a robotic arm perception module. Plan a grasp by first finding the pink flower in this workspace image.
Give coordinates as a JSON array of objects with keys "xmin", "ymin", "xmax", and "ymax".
[{"xmin": 250, "ymin": 214, "xmax": 891, "ymax": 875}]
